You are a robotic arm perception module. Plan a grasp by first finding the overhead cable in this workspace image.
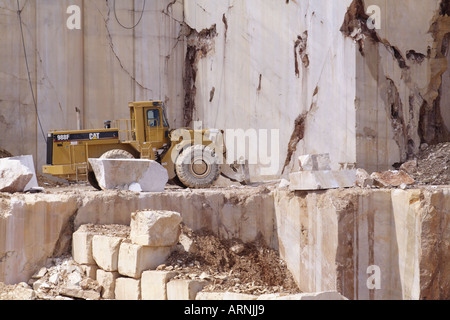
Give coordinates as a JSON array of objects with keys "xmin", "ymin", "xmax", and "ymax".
[
  {"xmin": 16, "ymin": 0, "xmax": 47, "ymax": 144},
  {"xmin": 113, "ymin": 0, "xmax": 146, "ymax": 30}
]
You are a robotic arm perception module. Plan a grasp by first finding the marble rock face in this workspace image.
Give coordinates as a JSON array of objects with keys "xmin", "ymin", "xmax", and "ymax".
[{"xmin": 0, "ymin": 0, "xmax": 448, "ymax": 182}]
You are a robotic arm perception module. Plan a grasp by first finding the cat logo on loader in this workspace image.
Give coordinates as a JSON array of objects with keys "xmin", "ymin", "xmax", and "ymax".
[{"xmin": 43, "ymin": 101, "xmax": 250, "ymax": 189}]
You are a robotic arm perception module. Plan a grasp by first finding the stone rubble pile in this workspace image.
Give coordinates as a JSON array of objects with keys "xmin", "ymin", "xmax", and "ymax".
[
  {"xmin": 26, "ymin": 255, "xmax": 102, "ymax": 300},
  {"xmin": 403, "ymin": 142, "xmax": 450, "ymax": 185}
]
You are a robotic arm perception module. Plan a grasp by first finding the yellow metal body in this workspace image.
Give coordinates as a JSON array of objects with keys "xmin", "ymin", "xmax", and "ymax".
[{"xmin": 43, "ymin": 101, "xmax": 222, "ymax": 182}]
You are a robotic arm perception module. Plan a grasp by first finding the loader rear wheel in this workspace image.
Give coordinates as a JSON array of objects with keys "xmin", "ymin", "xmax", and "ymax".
[{"xmin": 175, "ymin": 145, "xmax": 220, "ymax": 189}]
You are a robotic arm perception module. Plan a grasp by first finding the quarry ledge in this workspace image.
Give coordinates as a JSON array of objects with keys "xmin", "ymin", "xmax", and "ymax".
[{"xmin": 0, "ymin": 185, "xmax": 449, "ymax": 300}]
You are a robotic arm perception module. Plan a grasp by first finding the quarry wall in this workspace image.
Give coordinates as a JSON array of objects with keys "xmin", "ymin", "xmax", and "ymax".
[
  {"xmin": 0, "ymin": 186, "xmax": 448, "ymax": 300},
  {"xmin": 1, "ymin": 0, "xmax": 449, "ymax": 181},
  {"xmin": 274, "ymin": 187, "xmax": 450, "ymax": 300},
  {"xmin": 0, "ymin": 0, "xmax": 185, "ymax": 168},
  {"xmin": 349, "ymin": 0, "xmax": 450, "ymax": 172}
]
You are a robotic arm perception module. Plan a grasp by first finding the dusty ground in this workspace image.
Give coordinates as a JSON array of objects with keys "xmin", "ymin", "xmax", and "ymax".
[
  {"xmin": 29, "ymin": 142, "xmax": 450, "ymax": 189},
  {"xmin": 36, "ymin": 173, "xmax": 67, "ymax": 188},
  {"xmin": 164, "ymin": 225, "xmax": 301, "ymax": 295},
  {"xmin": 2, "ymin": 140, "xmax": 450, "ymax": 192}
]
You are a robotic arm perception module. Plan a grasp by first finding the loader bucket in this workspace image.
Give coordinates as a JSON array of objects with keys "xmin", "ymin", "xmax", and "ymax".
[{"xmin": 220, "ymin": 161, "xmax": 251, "ymax": 185}]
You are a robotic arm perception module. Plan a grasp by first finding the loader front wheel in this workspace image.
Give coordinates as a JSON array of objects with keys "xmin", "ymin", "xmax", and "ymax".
[
  {"xmin": 100, "ymin": 149, "xmax": 134, "ymax": 159},
  {"xmin": 175, "ymin": 145, "xmax": 220, "ymax": 189}
]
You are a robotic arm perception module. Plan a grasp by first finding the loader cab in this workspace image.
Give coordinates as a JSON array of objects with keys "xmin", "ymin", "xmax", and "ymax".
[{"xmin": 128, "ymin": 101, "xmax": 170, "ymax": 150}]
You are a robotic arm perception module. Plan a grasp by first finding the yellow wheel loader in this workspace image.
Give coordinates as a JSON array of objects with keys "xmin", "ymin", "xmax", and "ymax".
[{"xmin": 42, "ymin": 101, "xmax": 249, "ymax": 189}]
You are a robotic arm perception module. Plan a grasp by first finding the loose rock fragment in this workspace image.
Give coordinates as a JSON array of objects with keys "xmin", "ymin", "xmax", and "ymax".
[
  {"xmin": 298, "ymin": 154, "xmax": 331, "ymax": 171},
  {"xmin": 370, "ymin": 170, "xmax": 415, "ymax": 188},
  {"xmin": 31, "ymin": 267, "xmax": 48, "ymax": 279},
  {"xmin": 400, "ymin": 160, "xmax": 418, "ymax": 175},
  {"xmin": 355, "ymin": 168, "xmax": 374, "ymax": 187},
  {"xmin": 59, "ymin": 287, "xmax": 101, "ymax": 300},
  {"xmin": 0, "ymin": 158, "xmax": 33, "ymax": 193}
]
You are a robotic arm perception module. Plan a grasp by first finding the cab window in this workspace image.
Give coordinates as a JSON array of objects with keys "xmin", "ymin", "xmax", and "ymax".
[
  {"xmin": 162, "ymin": 111, "xmax": 169, "ymax": 128},
  {"xmin": 147, "ymin": 109, "xmax": 160, "ymax": 127}
]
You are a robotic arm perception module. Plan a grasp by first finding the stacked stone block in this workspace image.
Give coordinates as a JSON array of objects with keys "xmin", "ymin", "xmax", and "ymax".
[
  {"xmin": 72, "ymin": 211, "xmax": 190, "ymax": 300},
  {"xmin": 72, "ymin": 211, "xmax": 347, "ymax": 300}
]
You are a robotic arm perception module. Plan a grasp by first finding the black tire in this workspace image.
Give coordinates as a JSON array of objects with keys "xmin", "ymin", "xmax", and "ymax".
[
  {"xmin": 88, "ymin": 171, "xmax": 101, "ymax": 191},
  {"xmin": 100, "ymin": 149, "xmax": 134, "ymax": 159},
  {"xmin": 175, "ymin": 145, "xmax": 220, "ymax": 189},
  {"xmin": 168, "ymin": 176, "xmax": 188, "ymax": 188}
]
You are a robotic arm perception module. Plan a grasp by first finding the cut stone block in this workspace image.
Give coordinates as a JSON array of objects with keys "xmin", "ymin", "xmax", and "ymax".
[
  {"xmin": 195, "ymin": 292, "xmax": 226, "ymax": 300},
  {"xmin": 118, "ymin": 242, "xmax": 172, "ymax": 278},
  {"xmin": 88, "ymin": 158, "xmax": 168, "ymax": 192},
  {"xmin": 59, "ymin": 287, "xmax": 101, "ymax": 300},
  {"xmin": 289, "ymin": 170, "xmax": 357, "ymax": 191},
  {"xmin": 97, "ymin": 269, "xmax": 120, "ymax": 300},
  {"xmin": 115, "ymin": 277, "xmax": 141, "ymax": 300},
  {"xmin": 72, "ymin": 225, "xmax": 98, "ymax": 265},
  {"xmin": 72, "ymin": 224, "xmax": 130, "ymax": 266},
  {"xmin": 130, "ymin": 210, "xmax": 182, "ymax": 247},
  {"xmin": 223, "ymin": 292, "xmax": 258, "ymax": 300},
  {"xmin": 80, "ymin": 265, "xmax": 98, "ymax": 280},
  {"xmin": 298, "ymin": 154, "xmax": 331, "ymax": 171},
  {"xmin": 166, "ymin": 279, "xmax": 208, "ymax": 300},
  {"xmin": 257, "ymin": 291, "xmax": 348, "ymax": 300},
  {"xmin": 256, "ymin": 293, "xmax": 290, "ymax": 300},
  {"xmin": 0, "ymin": 157, "xmax": 33, "ymax": 193},
  {"xmin": 141, "ymin": 270, "xmax": 178, "ymax": 300},
  {"xmin": 92, "ymin": 235, "xmax": 125, "ymax": 272}
]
